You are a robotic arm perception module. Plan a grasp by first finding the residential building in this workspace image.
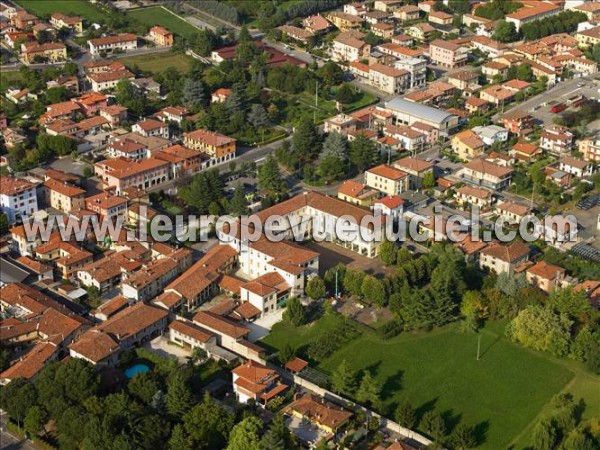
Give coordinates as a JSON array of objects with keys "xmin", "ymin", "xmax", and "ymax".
[
  {"xmin": 393, "ymin": 156, "xmax": 434, "ymax": 189},
  {"xmin": 479, "ymin": 85, "xmax": 515, "ymax": 106},
  {"xmin": 85, "ymin": 192, "xmax": 128, "ymax": 220},
  {"xmin": 88, "ymin": 33, "xmax": 138, "ymax": 55},
  {"xmin": 578, "ymin": 136, "xmax": 600, "ymax": 162},
  {"xmin": 69, "ymin": 303, "xmax": 168, "ymax": 367},
  {"xmin": 372, "ymin": 195, "xmax": 404, "ymax": 220},
  {"xmin": 461, "ymin": 158, "xmax": 513, "ymax": 190},
  {"xmin": 576, "ymin": 26, "xmax": 600, "ymax": 48},
  {"xmin": 183, "ymin": 129, "xmax": 237, "ymax": 164},
  {"xmin": 510, "ymin": 141, "xmax": 542, "ymax": 161},
  {"xmin": 383, "ymin": 124, "xmax": 425, "ymax": 152},
  {"xmin": 368, "ymin": 63, "xmax": 410, "ymax": 94},
  {"xmin": 406, "ymin": 22, "xmax": 435, "ymax": 40},
  {"xmin": 149, "ymin": 26, "xmax": 173, "ymax": 46},
  {"xmin": 495, "ymin": 201, "xmax": 532, "ymax": 224},
  {"xmin": 211, "ymin": 88, "xmax": 232, "ymax": 104},
  {"xmin": 429, "ymin": 40, "xmax": 469, "ymax": 68},
  {"xmin": 303, "ymin": 15, "xmax": 331, "ymax": 34},
  {"xmin": 11, "ymin": 10, "xmax": 39, "ymax": 29},
  {"xmin": 481, "ymin": 61, "xmax": 509, "ymax": 81},
  {"xmin": 371, "ymin": 23, "xmax": 395, "ymax": 39},
  {"xmin": 479, "ymin": 241, "xmax": 530, "ymax": 275},
  {"xmin": 447, "ymin": 70, "xmax": 480, "ymax": 92},
  {"xmin": 107, "ymin": 138, "xmax": 148, "ymax": 160},
  {"xmin": 21, "ymin": 42, "xmax": 67, "ymax": 64},
  {"xmin": 168, "ymin": 319, "xmax": 217, "ymax": 353},
  {"xmin": 558, "ymin": 156, "xmax": 595, "ymax": 178},
  {"xmin": 95, "ymin": 157, "xmax": 170, "ymax": 194},
  {"xmin": 472, "ymin": 125, "xmax": 509, "ymax": 146},
  {"xmin": 465, "ymin": 97, "xmax": 491, "ymax": 114},
  {"xmin": 505, "ymin": 2, "xmax": 561, "ymax": 32},
  {"xmin": 77, "ymin": 251, "xmax": 141, "ymax": 293},
  {"xmin": 470, "ymin": 36, "xmax": 507, "ymax": 58},
  {"xmin": 42, "ymin": 178, "xmax": 85, "ymax": 213},
  {"xmin": 277, "ymin": 25, "xmax": 314, "ymax": 44},
  {"xmin": 232, "ymin": 360, "xmax": 288, "ymax": 405},
  {"xmin": 331, "ymin": 31, "xmax": 370, "ymax": 62},
  {"xmin": 324, "ymin": 114, "xmax": 357, "ymax": 136},
  {"xmin": 502, "ymin": 110, "xmax": 534, "ymax": 136},
  {"xmin": 239, "ymin": 272, "xmax": 291, "ymax": 318},
  {"xmin": 337, "ymin": 180, "xmax": 379, "ymax": 206},
  {"xmin": 451, "ymin": 130, "xmax": 486, "ymax": 161},
  {"xmin": 49, "ymin": 13, "xmax": 83, "ymax": 33},
  {"xmin": 132, "ymin": 118, "xmax": 169, "ymax": 139},
  {"xmin": 99, "ymin": 105, "xmax": 128, "ymax": 127},
  {"xmin": 428, "ymin": 10, "xmax": 453, "ymax": 26},
  {"xmin": 393, "ymin": 57, "xmax": 427, "ymax": 89},
  {"xmin": 454, "ymin": 185, "xmax": 493, "ymax": 209},
  {"xmin": 284, "ymin": 394, "xmax": 353, "ymax": 436},
  {"xmin": 374, "ymin": 0, "xmax": 403, "ymax": 13},
  {"xmin": 525, "ymin": 261, "xmax": 568, "ymax": 293},
  {"xmin": 1, "ymin": 342, "xmax": 59, "ymax": 384},
  {"xmin": 326, "ymin": 11, "xmax": 363, "ymax": 31},
  {"xmin": 87, "ymin": 69, "xmax": 135, "ymax": 92},
  {"xmin": 0, "ymin": 177, "xmax": 38, "ymax": 224},
  {"xmin": 153, "ymin": 144, "xmax": 208, "ymax": 178},
  {"xmin": 394, "ymin": 4, "xmax": 420, "ymax": 21},
  {"xmin": 572, "ymin": 3, "xmax": 600, "ymax": 21},
  {"xmin": 365, "ymin": 164, "xmax": 409, "ymax": 195},
  {"xmin": 35, "ymin": 238, "xmax": 93, "ymax": 279},
  {"xmin": 540, "ymin": 125, "xmax": 574, "ymax": 155}
]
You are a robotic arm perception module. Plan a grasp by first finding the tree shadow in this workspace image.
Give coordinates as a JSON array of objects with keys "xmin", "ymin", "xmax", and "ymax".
[
  {"xmin": 479, "ymin": 334, "xmax": 502, "ymax": 359},
  {"xmin": 440, "ymin": 409, "xmax": 462, "ymax": 434},
  {"xmin": 364, "ymin": 360, "xmax": 382, "ymax": 377},
  {"xmin": 415, "ymin": 397, "xmax": 438, "ymax": 423},
  {"xmin": 381, "ymin": 369, "xmax": 403, "ymax": 399},
  {"xmin": 473, "ymin": 420, "xmax": 490, "ymax": 447}
]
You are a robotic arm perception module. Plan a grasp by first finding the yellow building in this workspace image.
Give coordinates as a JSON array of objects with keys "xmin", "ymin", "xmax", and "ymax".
[
  {"xmin": 183, "ymin": 129, "xmax": 237, "ymax": 164},
  {"xmin": 451, "ymin": 130, "xmax": 486, "ymax": 161},
  {"xmin": 576, "ymin": 27, "xmax": 600, "ymax": 48},
  {"xmin": 326, "ymin": 11, "xmax": 362, "ymax": 31},
  {"xmin": 50, "ymin": 13, "xmax": 83, "ymax": 34},
  {"xmin": 22, "ymin": 42, "xmax": 67, "ymax": 64},
  {"xmin": 285, "ymin": 395, "xmax": 352, "ymax": 435}
]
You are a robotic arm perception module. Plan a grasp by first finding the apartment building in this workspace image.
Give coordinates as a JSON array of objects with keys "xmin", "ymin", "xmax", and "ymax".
[
  {"xmin": 558, "ymin": 156, "xmax": 595, "ymax": 178},
  {"xmin": 85, "ymin": 192, "xmax": 128, "ymax": 220},
  {"xmin": 393, "ymin": 156, "xmax": 434, "ymax": 189},
  {"xmin": 326, "ymin": 11, "xmax": 363, "ymax": 31},
  {"xmin": 429, "ymin": 40, "xmax": 468, "ymax": 68},
  {"xmin": 149, "ymin": 25, "xmax": 173, "ymax": 46},
  {"xmin": 540, "ymin": 125, "xmax": 574, "ymax": 155},
  {"xmin": 502, "ymin": 110, "xmax": 534, "ymax": 135},
  {"xmin": 87, "ymin": 69, "xmax": 135, "ymax": 92},
  {"xmin": 331, "ymin": 31, "xmax": 370, "ymax": 62},
  {"xmin": 337, "ymin": 180, "xmax": 379, "ymax": 206},
  {"xmin": 578, "ymin": 136, "xmax": 600, "ymax": 162},
  {"xmin": 50, "ymin": 13, "xmax": 83, "ymax": 33},
  {"xmin": 88, "ymin": 33, "xmax": 138, "ymax": 55},
  {"xmin": 183, "ymin": 129, "xmax": 237, "ymax": 164},
  {"xmin": 94, "ymin": 157, "xmax": 170, "ymax": 194},
  {"xmin": 393, "ymin": 57, "xmax": 427, "ymax": 89},
  {"xmin": 576, "ymin": 26, "xmax": 600, "ymax": 48},
  {"xmin": 368, "ymin": 63, "xmax": 410, "ymax": 94},
  {"xmin": 0, "ymin": 176, "xmax": 38, "ymax": 224},
  {"xmin": 153, "ymin": 144, "xmax": 208, "ymax": 178},
  {"xmin": 461, "ymin": 158, "xmax": 513, "ymax": 191},
  {"xmin": 323, "ymin": 114, "xmax": 357, "ymax": 136},
  {"xmin": 21, "ymin": 42, "xmax": 67, "ymax": 64},
  {"xmin": 479, "ymin": 241, "xmax": 530, "ymax": 275},
  {"xmin": 107, "ymin": 138, "xmax": 148, "ymax": 160},
  {"xmin": 505, "ymin": 2, "xmax": 561, "ymax": 32},
  {"xmin": 383, "ymin": 124, "xmax": 426, "ymax": 152},
  {"xmin": 42, "ymin": 178, "xmax": 85, "ymax": 213},
  {"xmin": 365, "ymin": 164, "xmax": 409, "ymax": 196}
]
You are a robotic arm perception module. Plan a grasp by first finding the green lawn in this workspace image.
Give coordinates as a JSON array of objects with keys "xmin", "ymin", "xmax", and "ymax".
[
  {"xmin": 261, "ymin": 317, "xmax": 598, "ymax": 449},
  {"xmin": 15, "ymin": 0, "xmax": 107, "ymax": 22},
  {"xmin": 119, "ymin": 52, "xmax": 194, "ymax": 74},
  {"xmin": 127, "ymin": 6, "xmax": 202, "ymax": 40},
  {"xmin": 0, "ymin": 71, "xmax": 23, "ymax": 92}
]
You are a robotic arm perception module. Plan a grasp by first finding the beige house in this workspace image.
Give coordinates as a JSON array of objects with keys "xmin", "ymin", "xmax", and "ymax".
[
  {"xmin": 393, "ymin": 156, "xmax": 434, "ymax": 189},
  {"xmin": 43, "ymin": 178, "xmax": 85, "ymax": 214},
  {"xmin": 525, "ymin": 261, "xmax": 568, "ymax": 294},
  {"xmin": 576, "ymin": 27, "xmax": 600, "ymax": 48},
  {"xmin": 429, "ymin": 40, "xmax": 468, "ymax": 68},
  {"xmin": 365, "ymin": 164, "xmax": 409, "ymax": 196},
  {"xmin": 578, "ymin": 136, "xmax": 600, "ymax": 163},
  {"xmin": 454, "ymin": 185, "xmax": 493, "ymax": 209},
  {"xmin": 451, "ymin": 130, "xmax": 486, "ymax": 161},
  {"xmin": 495, "ymin": 201, "xmax": 532, "ymax": 225},
  {"xmin": 331, "ymin": 32, "xmax": 370, "ymax": 62},
  {"xmin": 479, "ymin": 241, "xmax": 530, "ymax": 275}
]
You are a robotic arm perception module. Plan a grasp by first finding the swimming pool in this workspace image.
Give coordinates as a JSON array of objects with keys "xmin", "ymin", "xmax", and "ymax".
[{"xmin": 124, "ymin": 363, "xmax": 150, "ymax": 379}]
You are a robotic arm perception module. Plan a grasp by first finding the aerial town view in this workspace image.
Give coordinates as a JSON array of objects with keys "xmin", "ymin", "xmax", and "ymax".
[{"xmin": 0, "ymin": 0, "xmax": 599, "ymax": 449}]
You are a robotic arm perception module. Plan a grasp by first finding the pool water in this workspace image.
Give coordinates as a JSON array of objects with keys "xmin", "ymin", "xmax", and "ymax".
[{"xmin": 124, "ymin": 363, "xmax": 150, "ymax": 379}]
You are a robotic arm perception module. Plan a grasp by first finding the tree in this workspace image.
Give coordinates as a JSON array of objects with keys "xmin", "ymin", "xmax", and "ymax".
[
  {"xmin": 0, "ymin": 213, "xmax": 8, "ymax": 235},
  {"xmin": 247, "ymin": 104, "xmax": 269, "ymax": 128},
  {"xmin": 343, "ymin": 269, "xmax": 365, "ymax": 296},
  {"xmin": 532, "ymin": 419, "xmax": 557, "ymax": 450},
  {"xmin": 516, "ymin": 64, "xmax": 534, "ymax": 82},
  {"xmin": 24, "ymin": 406, "xmax": 47, "ymax": 437},
  {"xmin": 169, "ymin": 424, "xmax": 192, "ymax": 450},
  {"xmin": 336, "ymin": 83, "xmax": 355, "ymax": 104},
  {"xmin": 452, "ymin": 424, "xmax": 477, "ymax": 449},
  {"xmin": 356, "ymin": 371, "xmax": 381, "ymax": 410},
  {"xmin": 128, "ymin": 372, "xmax": 160, "ymax": 405},
  {"xmin": 292, "ymin": 117, "xmax": 320, "ymax": 160},
  {"xmin": 421, "ymin": 411, "xmax": 447, "ymax": 441},
  {"xmin": 349, "ymin": 134, "xmax": 379, "ymax": 171},
  {"xmin": 320, "ymin": 131, "xmax": 348, "ymax": 160},
  {"xmin": 546, "ymin": 287, "xmax": 591, "ymax": 323},
  {"xmin": 318, "ymin": 154, "xmax": 346, "ymax": 182},
  {"xmin": 317, "ymin": 62, "xmax": 343, "ymax": 86},
  {"xmin": 166, "ymin": 370, "xmax": 194, "ymax": 419},
  {"xmin": 379, "ymin": 240, "xmax": 397, "ymax": 265},
  {"xmin": 184, "ymin": 392, "xmax": 234, "ymax": 449},
  {"xmin": 331, "ymin": 359, "xmax": 358, "ymax": 395},
  {"xmin": 0, "ymin": 378, "xmax": 37, "ymax": 427},
  {"xmin": 422, "ymin": 171, "xmax": 435, "ymax": 188},
  {"xmin": 229, "ymin": 182, "xmax": 248, "ymax": 217},
  {"xmin": 261, "ymin": 414, "xmax": 296, "ymax": 450},
  {"xmin": 361, "ymin": 275, "xmax": 386, "ymax": 307},
  {"xmin": 238, "ymin": 24, "xmax": 251, "ymax": 43},
  {"xmin": 283, "ymin": 297, "xmax": 306, "ymax": 326},
  {"xmin": 492, "ymin": 20, "xmax": 517, "ymax": 43},
  {"xmin": 258, "ymin": 155, "xmax": 286, "ymax": 200},
  {"xmin": 306, "ymin": 276, "xmax": 326, "ymax": 300},
  {"xmin": 226, "ymin": 416, "xmax": 262, "ymax": 450},
  {"xmin": 395, "ymin": 400, "xmax": 417, "ymax": 429},
  {"xmin": 278, "ymin": 344, "xmax": 295, "ymax": 364},
  {"xmin": 183, "ymin": 78, "xmax": 205, "ymax": 111}
]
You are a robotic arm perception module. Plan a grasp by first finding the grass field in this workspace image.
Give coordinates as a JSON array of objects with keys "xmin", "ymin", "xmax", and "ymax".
[
  {"xmin": 127, "ymin": 6, "xmax": 201, "ymax": 40},
  {"xmin": 15, "ymin": 0, "xmax": 107, "ymax": 22},
  {"xmin": 262, "ymin": 316, "xmax": 599, "ymax": 449},
  {"xmin": 119, "ymin": 53, "xmax": 194, "ymax": 74},
  {"xmin": 0, "ymin": 71, "xmax": 23, "ymax": 92}
]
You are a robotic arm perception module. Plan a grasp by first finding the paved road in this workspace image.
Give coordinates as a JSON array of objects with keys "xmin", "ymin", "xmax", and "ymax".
[
  {"xmin": 494, "ymin": 75, "xmax": 600, "ymax": 125},
  {"xmin": 0, "ymin": 412, "xmax": 36, "ymax": 450}
]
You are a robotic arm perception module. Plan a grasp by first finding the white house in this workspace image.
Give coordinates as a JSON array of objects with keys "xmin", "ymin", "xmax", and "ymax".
[
  {"xmin": 472, "ymin": 125, "xmax": 509, "ymax": 146},
  {"xmin": 0, "ymin": 177, "xmax": 38, "ymax": 224}
]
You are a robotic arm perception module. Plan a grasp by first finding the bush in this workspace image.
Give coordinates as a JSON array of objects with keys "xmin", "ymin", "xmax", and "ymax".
[{"xmin": 377, "ymin": 319, "xmax": 403, "ymax": 340}]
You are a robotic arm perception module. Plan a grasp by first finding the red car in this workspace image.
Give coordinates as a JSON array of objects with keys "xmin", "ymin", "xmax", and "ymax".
[{"xmin": 551, "ymin": 103, "xmax": 567, "ymax": 113}]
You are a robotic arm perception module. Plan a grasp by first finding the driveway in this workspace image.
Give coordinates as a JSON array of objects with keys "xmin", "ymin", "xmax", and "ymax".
[{"xmin": 247, "ymin": 309, "xmax": 284, "ymax": 342}]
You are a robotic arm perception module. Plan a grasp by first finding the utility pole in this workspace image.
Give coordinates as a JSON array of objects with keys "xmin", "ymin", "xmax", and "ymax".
[
  {"xmin": 335, "ymin": 268, "xmax": 339, "ymax": 299},
  {"xmin": 477, "ymin": 334, "xmax": 481, "ymax": 361}
]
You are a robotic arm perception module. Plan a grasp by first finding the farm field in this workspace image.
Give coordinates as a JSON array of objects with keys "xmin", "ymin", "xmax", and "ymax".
[
  {"xmin": 119, "ymin": 53, "xmax": 195, "ymax": 74},
  {"xmin": 127, "ymin": 6, "xmax": 201, "ymax": 40},
  {"xmin": 15, "ymin": 0, "xmax": 107, "ymax": 23},
  {"xmin": 262, "ymin": 317, "xmax": 598, "ymax": 449}
]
